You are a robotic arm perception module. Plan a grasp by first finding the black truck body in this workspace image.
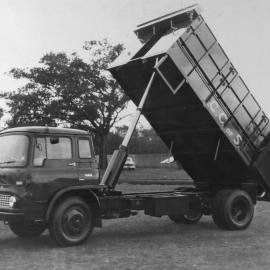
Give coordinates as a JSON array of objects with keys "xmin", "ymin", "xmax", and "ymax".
[
  {"xmin": 0, "ymin": 5, "xmax": 269, "ymax": 246},
  {"xmin": 109, "ymin": 4, "xmax": 270, "ymax": 194}
]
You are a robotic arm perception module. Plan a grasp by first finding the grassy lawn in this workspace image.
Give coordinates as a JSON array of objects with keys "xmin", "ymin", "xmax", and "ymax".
[
  {"xmin": 0, "ymin": 170, "xmax": 268, "ymax": 270},
  {"xmin": 109, "ymin": 168, "xmax": 193, "ymax": 185},
  {"xmin": 119, "ymin": 168, "xmax": 191, "ymax": 181},
  {"xmin": 0, "ymin": 184, "xmax": 270, "ymax": 270}
]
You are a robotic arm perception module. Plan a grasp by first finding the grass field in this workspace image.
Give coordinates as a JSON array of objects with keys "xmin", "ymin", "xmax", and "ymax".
[
  {"xmin": 1, "ymin": 170, "xmax": 270, "ymax": 270},
  {"xmin": 1, "ymin": 184, "xmax": 270, "ymax": 270},
  {"xmin": 117, "ymin": 168, "xmax": 192, "ymax": 185}
]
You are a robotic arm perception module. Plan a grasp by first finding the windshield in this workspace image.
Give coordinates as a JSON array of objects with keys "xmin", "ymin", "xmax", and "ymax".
[{"xmin": 0, "ymin": 135, "xmax": 29, "ymax": 167}]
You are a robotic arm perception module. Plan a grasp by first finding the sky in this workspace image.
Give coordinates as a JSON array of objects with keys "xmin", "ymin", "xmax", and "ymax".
[{"xmin": 0, "ymin": 0, "xmax": 270, "ymax": 128}]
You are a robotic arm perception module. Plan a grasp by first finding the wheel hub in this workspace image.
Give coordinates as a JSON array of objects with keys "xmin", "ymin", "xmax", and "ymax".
[
  {"xmin": 231, "ymin": 199, "xmax": 247, "ymax": 223},
  {"xmin": 64, "ymin": 209, "xmax": 86, "ymax": 235}
]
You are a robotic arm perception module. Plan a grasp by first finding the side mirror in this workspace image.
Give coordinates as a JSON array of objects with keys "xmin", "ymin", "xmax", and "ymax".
[{"xmin": 50, "ymin": 136, "xmax": 59, "ymax": 144}]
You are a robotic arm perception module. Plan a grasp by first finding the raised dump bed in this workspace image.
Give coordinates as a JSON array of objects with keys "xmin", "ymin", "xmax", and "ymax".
[{"xmin": 109, "ymin": 4, "xmax": 270, "ymax": 193}]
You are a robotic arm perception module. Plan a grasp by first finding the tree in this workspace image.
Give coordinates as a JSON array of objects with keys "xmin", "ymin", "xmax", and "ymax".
[
  {"xmin": 2, "ymin": 39, "xmax": 128, "ymax": 168},
  {"xmin": 138, "ymin": 128, "xmax": 168, "ymax": 154},
  {"xmin": 110, "ymin": 126, "xmax": 169, "ymax": 154},
  {"xmin": 106, "ymin": 131, "xmax": 123, "ymax": 154}
]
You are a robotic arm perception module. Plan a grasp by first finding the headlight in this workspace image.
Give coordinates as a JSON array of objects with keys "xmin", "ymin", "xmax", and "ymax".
[{"xmin": 8, "ymin": 196, "xmax": 17, "ymax": 208}]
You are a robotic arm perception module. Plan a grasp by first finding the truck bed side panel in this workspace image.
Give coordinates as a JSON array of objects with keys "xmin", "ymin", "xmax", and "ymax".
[{"xmin": 110, "ymin": 15, "xmax": 270, "ymax": 189}]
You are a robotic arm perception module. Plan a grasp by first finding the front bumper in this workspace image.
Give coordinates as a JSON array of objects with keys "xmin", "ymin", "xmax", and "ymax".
[
  {"xmin": 0, "ymin": 210, "xmax": 24, "ymax": 222},
  {"xmin": 0, "ymin": 186, "xmax": 47, "ymax": 223}
]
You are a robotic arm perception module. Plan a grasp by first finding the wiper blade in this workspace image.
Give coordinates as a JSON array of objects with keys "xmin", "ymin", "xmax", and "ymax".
[{"xmin": 0, "ymin": 160, "xmax": 17, "ymax": 165}]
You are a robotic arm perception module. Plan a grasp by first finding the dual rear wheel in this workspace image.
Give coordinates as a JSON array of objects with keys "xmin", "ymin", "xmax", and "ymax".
[
  {"xmin": 212, "ymin": 189, "xmax": 254, "ymax": 230},
  {"xmin": 169, "ymin": 189, "xmax": 254, "ymax": 231}
]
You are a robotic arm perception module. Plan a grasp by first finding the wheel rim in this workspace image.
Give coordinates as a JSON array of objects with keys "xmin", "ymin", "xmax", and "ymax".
[
  {"xmin": 231, "ymin": 198, "xmax": 250, "ymax": 224},
  {"xmin": 62, "ymin": 206, "xmax": 89, "ymax": 238}
]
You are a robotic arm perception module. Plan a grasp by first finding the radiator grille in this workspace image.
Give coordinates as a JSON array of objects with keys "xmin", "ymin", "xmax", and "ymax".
[{"xmin": 0, "ymin": 194, "xmax": 10, "ymax": 208}]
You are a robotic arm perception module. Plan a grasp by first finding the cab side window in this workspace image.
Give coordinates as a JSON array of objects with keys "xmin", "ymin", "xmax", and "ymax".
[
  {"xmin": 33, "ymin": 136, "xmax": 72, "ymax": 166},
  {"xmin": 78, "ymin": 139, "xmax": 92, "ymax": 159},
  {"xmin": 47, "ymin": 137, "xmax": 72, "ymax": 159}
]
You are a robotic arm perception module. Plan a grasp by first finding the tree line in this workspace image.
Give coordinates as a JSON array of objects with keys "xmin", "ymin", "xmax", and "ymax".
[
  {"xmin": 0, "ymin": 39, "xmax": 168, "ymax": 167},
  {"xmin": 103, "ymin": 126, "xmax": 169, "ymax": 155}
]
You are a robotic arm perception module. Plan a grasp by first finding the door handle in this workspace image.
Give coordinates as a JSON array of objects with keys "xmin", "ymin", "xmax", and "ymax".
[{"xmin": 67, "ymin": 162, "xmax": 76, "ymax": 167}]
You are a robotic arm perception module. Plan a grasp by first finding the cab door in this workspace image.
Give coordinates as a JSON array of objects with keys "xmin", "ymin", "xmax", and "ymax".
[
  {"xmin": 31, "ymin": 135, "xmax": 79, "ymax": 201},
  {"xmin": 76, "ymin": 137, "xmax": 99, "ymax": 185}
]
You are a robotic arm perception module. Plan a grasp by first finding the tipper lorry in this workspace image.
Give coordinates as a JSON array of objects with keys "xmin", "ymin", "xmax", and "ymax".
[{"xmin": 1, "ymin": 4, "xmax": 270, "ymax": 246}]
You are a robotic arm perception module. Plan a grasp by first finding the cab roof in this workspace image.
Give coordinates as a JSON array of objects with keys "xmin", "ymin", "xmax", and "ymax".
[{"xmin": 0, "ymin": 126, "xmax": 89, "ymax": 135}]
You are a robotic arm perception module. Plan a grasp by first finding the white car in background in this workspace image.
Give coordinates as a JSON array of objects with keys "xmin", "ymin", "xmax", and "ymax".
[
  {"xmin": 160, "ymin": 156, "xmax": 174, "ymax": 164},
  {"xmin": 124, "ymin": 156, "xmax": 136, "ymax": 170}
]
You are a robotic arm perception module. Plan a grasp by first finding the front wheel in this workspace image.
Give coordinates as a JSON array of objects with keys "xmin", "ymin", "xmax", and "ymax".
[
  {"xmin": 169, "ymin": 210, "xmax": 202, "ymax": 224},
  {"xmin": 49, "ymin": 196, "xmax": 93, "ymax": 247},
  {"xmin": 9, "ymin": 222, "xmax": 46, "ymax": 238}
]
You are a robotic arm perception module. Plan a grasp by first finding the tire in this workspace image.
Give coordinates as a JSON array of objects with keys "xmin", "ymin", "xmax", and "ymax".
[
  {"xmin": 169, "ymin": 210, "xmax": 202, "ymax": 224},
  {"xmin": 212, "ymin": 189, "xmax": 232, "ymax": 229},
  {"xmin": 49, "ymin": 196, "xmax": 93, "ymax": 247},
  {"xmin": 212, "ymin": 190, "xmax": 254, "ymax": 230},
  {"xmin": 9, "ymin": 222, "xmax": 46, "ymax": 238}
]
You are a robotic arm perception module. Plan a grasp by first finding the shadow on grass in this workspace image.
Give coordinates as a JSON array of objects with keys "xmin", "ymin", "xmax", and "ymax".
[
  {"xmin": 0, "ymin": 230, "xmax": 56, "ymax": 249},
  {"xmin": 89, "ymin": 218, "xmax": 226, "ymax": 245}
]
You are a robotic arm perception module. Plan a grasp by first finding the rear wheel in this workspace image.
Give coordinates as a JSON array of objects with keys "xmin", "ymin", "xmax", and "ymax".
[
  {"xmin": 9, "ymin": 222, "xmax": 46, "ymax": 238},
  {"xmin": 212, "ymin": 189, "xmax": 232, "ymax": 229},
  {"xmin": 49, "ymin": 196, "xmax": 93, "ymax": 247},
  {"xmin": 212, "ymin": 190, "xmax": 254, "ymax": 230},
  {"xmin": 169, "ymin": 210, "xmax": 202, "ymax": 224}
]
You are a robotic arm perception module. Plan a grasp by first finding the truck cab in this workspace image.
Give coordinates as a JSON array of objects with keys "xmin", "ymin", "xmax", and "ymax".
[{"xmin": 0, "ymin": 126, "xmax": 100, "ymax": 240}]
